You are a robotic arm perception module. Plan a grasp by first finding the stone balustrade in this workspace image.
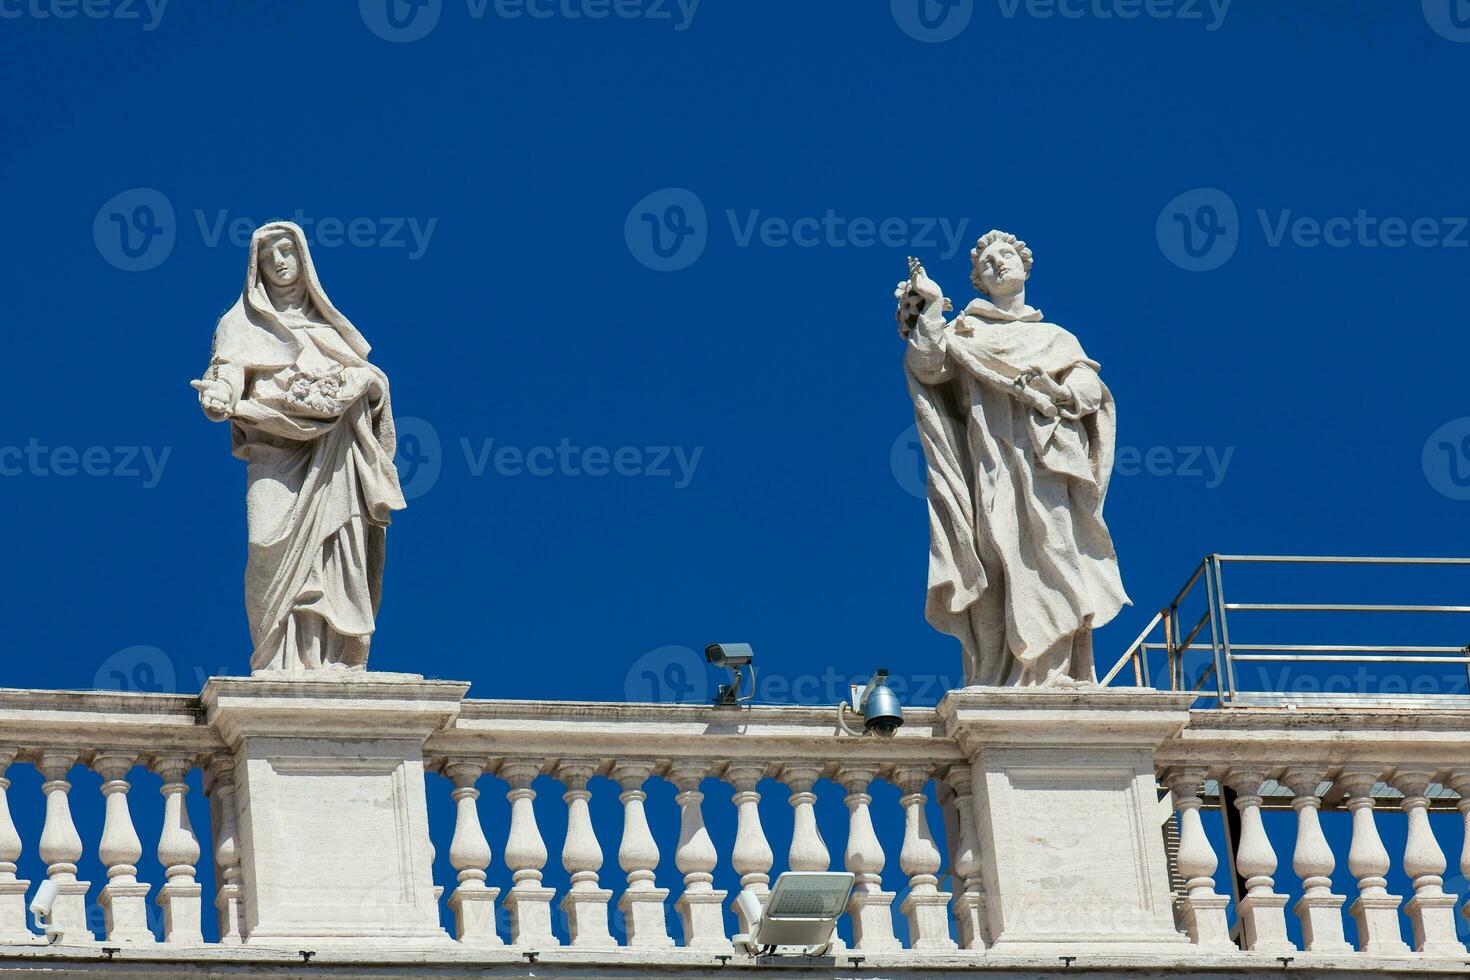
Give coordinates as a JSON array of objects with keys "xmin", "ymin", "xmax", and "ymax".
[
  {"xmin": 1157, "ymin": 705, "xmax": 1470, "ymax": 962},
  {"xmin": 0, "ymin": 689, "xmax": 226, "ymax": 947},
  {"xmin": 423, "ymin": 697, "xmax": 968, "ymax": 955},
  {"xmin": 0, "ymin": 685, "xmax": 1468, "ymax": 975}
]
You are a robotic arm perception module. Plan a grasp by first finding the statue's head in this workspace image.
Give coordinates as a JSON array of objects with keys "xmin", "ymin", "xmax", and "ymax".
[
  {"xmin": 257, "ymin": 230, "xmax": 303, "ymax": 288},
  {"xmin": 969, "ymin": 229, "xmax": 1033, "ymax": 298}
]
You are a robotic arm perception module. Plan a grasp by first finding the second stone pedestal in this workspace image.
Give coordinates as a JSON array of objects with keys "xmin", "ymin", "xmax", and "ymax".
[
  {"xmin": 201, "ymin": 673, "xmax": 467, "ymax": 948},
  {"xmin": 938, "ymin": 687, "xmax": 1195, "ymax": 952}
]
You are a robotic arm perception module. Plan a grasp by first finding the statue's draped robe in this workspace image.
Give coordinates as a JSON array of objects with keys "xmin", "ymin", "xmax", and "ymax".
[
  {"xmin": 202, "ymin": 223, "xmax": 406, "ymax": 672},
  {"xmin": 905, "ymin": 299, "xmax": 1128, "ymax": 686}
]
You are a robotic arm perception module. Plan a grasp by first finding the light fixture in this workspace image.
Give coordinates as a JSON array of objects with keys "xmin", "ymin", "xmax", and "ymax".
[
  {"xmin": 705, "ymin": 643, "xmax": 756, "ymax": 707},
  {"xmin": 734, "ymin": 871, "xmax": 855, "ymax": 955},
  {"xmin": 837, "ymin": 668, "xmax": 904, "ymax": 737}
]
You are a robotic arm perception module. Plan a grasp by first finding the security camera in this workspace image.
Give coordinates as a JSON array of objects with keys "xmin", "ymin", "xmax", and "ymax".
[
  {"xmin": 704, "ymin": 643, "xmax": 753, "ymax": 668},
  {"xmin": 837, "ymin": 669, "xmax": 904, "ymax": 738},
  {"xmin": 30, "ymin": 879, "xmax": 61, "ymax": 941},
  {"xmin": 705, "ymin": 643, "xmax": 756, "ymax": 706}
]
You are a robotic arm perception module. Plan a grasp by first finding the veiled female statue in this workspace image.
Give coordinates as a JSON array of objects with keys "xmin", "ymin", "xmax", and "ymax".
[
  {"xmin": 897, "ymin": 231, "xmax": 1129, "ymax": 687},
  {"xmin": 192, "ymin": 221, "xmax": 406, "ymax": 674}
]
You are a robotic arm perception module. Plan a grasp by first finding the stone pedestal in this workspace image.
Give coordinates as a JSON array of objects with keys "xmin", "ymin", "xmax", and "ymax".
[
  {"xmin": 50, "ymin": 880, "xmax": 95, "ymax": 944},
  {"xmin": 100, "ymin": 881, "xmax": 155, "ymax": 943},
  {"xmin": 201, "ymin": 673, "xmax": 468, "ymax": 948},
  {"xmin": 938, "ymin": 687, "xmax": 1194, "ymax": 951},
  {"xmin": 503, "ymin": 885, "xmax": 560, "ymax": 947},
  {"xmin": 448, "ymin": 885, "xmax": 503, "ymax": 945},
  {"xmin": 618, "ymin": 887, "xmax": 674, "ymax": 947},
  {"xmin": 0, "ymin": 878, "xmax": 31, "ymax": 942}
]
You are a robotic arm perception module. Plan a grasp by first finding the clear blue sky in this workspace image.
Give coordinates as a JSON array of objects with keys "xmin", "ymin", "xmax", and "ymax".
[{"xmin": 2, "ymin": 0, "xmax": 1467, "ymax": 948}]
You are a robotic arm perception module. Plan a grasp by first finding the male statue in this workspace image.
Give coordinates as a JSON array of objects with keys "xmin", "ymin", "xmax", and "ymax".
[{"xmin": 897, "ymin": 231, "xmax": 1128, "ymax": 686}]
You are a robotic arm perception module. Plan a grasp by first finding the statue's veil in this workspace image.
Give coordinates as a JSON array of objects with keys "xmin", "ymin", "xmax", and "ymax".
[{"xmin": 242, "ymin": 221, "xmax": 372, "ymax": 358}]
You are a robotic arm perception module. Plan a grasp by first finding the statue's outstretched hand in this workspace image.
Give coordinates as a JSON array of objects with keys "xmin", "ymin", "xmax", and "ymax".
[{"xmin": 191, "ymin": 379, "xmax": 234, "ymax": 421}]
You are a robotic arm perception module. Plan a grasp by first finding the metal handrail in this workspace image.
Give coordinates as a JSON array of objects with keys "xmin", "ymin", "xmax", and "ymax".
[{"xmin": 1102, "ymin": 555, "xmax": 1470, "ymax": 705}]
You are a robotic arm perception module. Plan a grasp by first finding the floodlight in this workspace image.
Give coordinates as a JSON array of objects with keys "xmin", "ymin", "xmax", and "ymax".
[
  {"xmin": 836, "ymin": 668, "xmax": 904, "ymax": 737},
  {"xmin": 705, "ymin": 643, "xmax": 755, "ymax": 706},
  {"xmin": 736, "ymin": 871, "xmax": 854, "ymax": 954}
]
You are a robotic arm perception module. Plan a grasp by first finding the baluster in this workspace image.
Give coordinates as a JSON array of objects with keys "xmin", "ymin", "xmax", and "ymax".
[
  {"xmin": 1392, "ymin": 770, "xmax": 1465, "ymax": 954},
  {"xmin": 942, "ymin": 764, "xmax": 987, "ymax": 951},
  {"xmin": 37, "ymin": 751, "xmax": 92, "ymax": 943},
  {"xmin": 725, "ymin": 764, "xmax": 773, "ymax": 939},
  {"xmin": 1339, "ymin": 770, "xmax": 1409, "ymax": 955},
  {"xmin": 0, "ymin": 748, "xmax": 30, "ymax": 942},
  {"xmin": 669, "ymin": 761, "xmax": 731, "ymax": 951},
  {"xmin": 1281, "ymin": 769, "xmax": 1349, "ymax": 952},
  {"xmin": 556, "ymin": 760, "xmax": 615, "ymax": 948},
  {"xmin": 894, "ymin": 766, "xmax": 956, "ymax": 950},
  {"xmin": 838, "ymin": 766, "xmax": 899, "ymax": 951},
  {"xmin": 498, "ymin": 760, "xmax": 559, "ymax": 948},
  {"xmin": 151, "ymin": 754, "xmax": 202, "ymax": 944},
  {"xmin": 1222, "ymin": 769, "xmax": 1292, "ymax": 951},
  {"xmin": 1162, "ymin": 768, "xmax": 1231, "ymax": 947},
  {"xmin": 444, "ymin": 759, "xmax": 502, "ymax": 946},
  {"xmin": 613, "ymin": 762, "xmax": 672, "ymax": 948},
  {"xmin": 781, "ymin": 764, "xmax": 830, "ymax": 872},
  {"xmin": 782, "ymin": 763, "xmax": 846, "ymax": 953},
  {"xmin": 93, "ymin": 752, "xmax": 153, "ymax": 944},
  {"xmin": 204, "ymin": 757, "xmax": 244, "ymax": 945},
  {"xmin": 1449, "ymin": 771, "xmax": 1470, "ymax": 938}
]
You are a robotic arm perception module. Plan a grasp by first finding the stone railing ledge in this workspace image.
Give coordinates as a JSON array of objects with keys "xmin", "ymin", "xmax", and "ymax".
[
  {"xmin": 0, "ymin": 687, "xmax": 220, "ymax": 757},
  {"xmin": 201, "ymin": 673, "xmax": 470, "ymax": 749},
  {"xmin": 429, "ymin": 699, "xmax": 959, "ymax": 768},
  {"xmin": 937, "ymin": 685, "xmax": 1197, "ymax": 749}
]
